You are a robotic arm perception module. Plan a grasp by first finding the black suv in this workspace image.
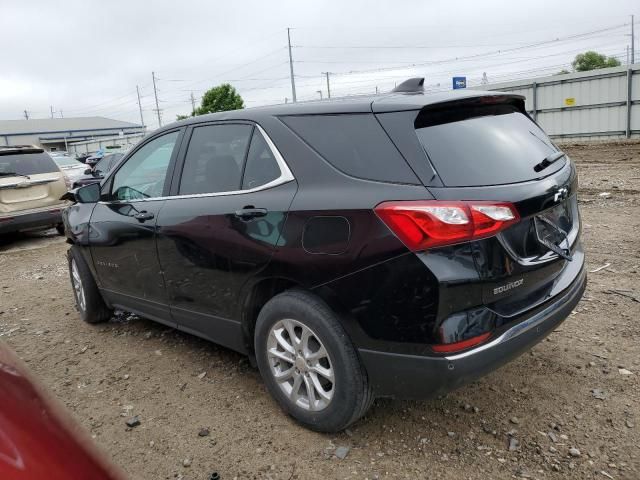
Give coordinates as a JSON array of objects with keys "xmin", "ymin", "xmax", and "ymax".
[{"xmin": 63, "ymin": 81, "xmax": 586, "ymax": 432}]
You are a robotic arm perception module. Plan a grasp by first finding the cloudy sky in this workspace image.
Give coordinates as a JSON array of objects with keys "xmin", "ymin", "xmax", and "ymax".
[{"xmin": 1, "ymin": 0, "xmax": 637, "ymax": 130}]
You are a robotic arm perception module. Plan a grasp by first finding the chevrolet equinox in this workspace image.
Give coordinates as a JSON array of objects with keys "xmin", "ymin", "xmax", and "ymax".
[{"xmin": 63, "ymin": 79, "xmax": 586, "ymax": 432}]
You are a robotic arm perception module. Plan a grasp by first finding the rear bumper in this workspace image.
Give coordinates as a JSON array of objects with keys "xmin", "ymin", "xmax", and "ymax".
[
  {"xmin": 0, "ymin": 207, "xmax": 64, "ymax": 234},
  {"xmin": 359, "ymin": 265, "xmax": 587, "ymax": 399}
]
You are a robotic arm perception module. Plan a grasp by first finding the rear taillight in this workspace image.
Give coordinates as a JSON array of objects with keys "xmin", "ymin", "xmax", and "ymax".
[{"xmin": 374, "ymin": 200, "xmax": 519, "ymax": 251}]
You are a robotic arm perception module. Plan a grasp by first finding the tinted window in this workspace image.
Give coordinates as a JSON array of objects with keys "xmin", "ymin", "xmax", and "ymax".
[
  {"xmin": 242, "ymin": 130, "xmax": 281, "ymax": 189},
  {"xmin": 414, "ymin": 104, "xmax": 564, "ymax": 187},
  {"xmin": 94, "ymin": 156, "xmax": 112, "ymax": 173},
  {"xmin": 281, "ymin": 114, "xmax": 417, "ymax": 183},
  {"xmin": 112, "ymin": 131, "xmax": 179, "ymax": 201},
  {"xmin": 0, "ymin": 153, "xmax": 59, "ymax": 175},
  {"xmin": 179, "ymin": 124, "xmax": 252, "ymax": 195},
  {"xmin": 96, "ymin": 153, "xmax": 123, "ymax": 174}
]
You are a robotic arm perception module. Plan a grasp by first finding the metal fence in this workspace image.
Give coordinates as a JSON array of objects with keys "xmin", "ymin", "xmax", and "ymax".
[
  {"xmin": 473, "ymin": 64, "xmax": 640, "ymax": 141},
  {"xmin": 67, "ymin": 132, "xmax": 146, "ymax": 155}
]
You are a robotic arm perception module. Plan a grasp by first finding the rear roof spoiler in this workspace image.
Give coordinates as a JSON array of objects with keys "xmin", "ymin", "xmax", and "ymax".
[{"xmin": 372, "ymin": 90, "xmax": 526, "ymax": 113}]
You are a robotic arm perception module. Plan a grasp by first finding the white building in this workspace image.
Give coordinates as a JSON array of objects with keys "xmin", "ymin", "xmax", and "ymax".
[{"xmin": 0, "ymin": 117, "xmax": 145, "ymax": 152}]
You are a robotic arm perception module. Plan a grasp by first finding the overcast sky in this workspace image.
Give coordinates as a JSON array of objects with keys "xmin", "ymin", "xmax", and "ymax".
[{"xmin": 1, "ymin": 0, "xmax": 637, "ymax": 130}]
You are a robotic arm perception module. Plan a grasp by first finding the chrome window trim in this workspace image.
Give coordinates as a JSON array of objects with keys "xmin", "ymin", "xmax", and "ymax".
[{"xmin": 99, "ymin": 124, "xmax": 294, "ymax": 204}]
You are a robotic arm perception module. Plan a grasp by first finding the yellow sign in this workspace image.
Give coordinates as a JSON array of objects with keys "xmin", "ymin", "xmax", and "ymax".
[{"xmin": 564, "ymin": 97, "xmax": 576, "ymax": 106}]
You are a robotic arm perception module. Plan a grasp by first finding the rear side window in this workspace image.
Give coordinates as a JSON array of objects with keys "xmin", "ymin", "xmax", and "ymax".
[
  {"xmin": 242, "ymin": 130, "xmax": 281, "ymax": 190},
  {"xmin": 179, "ymin": 124, "xmax": 252, "ymax": 195},
  {"xmin": 281, "ymin": 114, "xmax": 417, "ymax": 184},
  {"xmin": 0, "ymin": 153, "xmax": 59, "ymax": 175},
  {"xmin": 415, "ymin": 103, "xmax": 564, "ymax": 187}
]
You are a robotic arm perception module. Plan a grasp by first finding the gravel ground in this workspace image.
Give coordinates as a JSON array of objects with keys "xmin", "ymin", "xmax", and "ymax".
[{"xmin": 1, "ymin": 141, "xmax": 639, "ymax": 480}]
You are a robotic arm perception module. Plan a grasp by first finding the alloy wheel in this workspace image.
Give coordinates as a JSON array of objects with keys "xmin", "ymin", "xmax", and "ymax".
[
  {"xmin": 71, "ymin": 259, "xmax": 86, "ymax": 312},
  {"xmin": 266, "ymin": 318, "xmax": 335, "ymax": 411}
]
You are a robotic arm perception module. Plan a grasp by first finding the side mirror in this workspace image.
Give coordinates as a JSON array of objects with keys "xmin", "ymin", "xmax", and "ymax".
[
  {"xmin": 75, "ymin": 183, "xmax": 101, "ymax": 203},
  {"xmin": 84, "ymin": 168, "xmax": 92, "ymax": 175}
]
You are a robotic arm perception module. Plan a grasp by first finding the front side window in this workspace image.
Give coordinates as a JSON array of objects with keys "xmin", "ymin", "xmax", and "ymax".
[
  {"xmin": 178, "ymin": 124, "xmax": 252, "ymax": 195},
  {"xmin": 242, "ymin": 130, "xmax": 281, "ymax": 190},
  {"xmin": 111, "ymin": 131, "xmax": 179, "ymax": 201}
]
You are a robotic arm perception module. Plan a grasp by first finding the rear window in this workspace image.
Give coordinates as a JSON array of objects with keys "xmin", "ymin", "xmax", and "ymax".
[
  {"xmin": 414, "ymin": 104, "xmax": 564, "ymax": 187},
  {"xmin": 281, "ymin": 114, "xmax": 417, "ymax": 184},
  {"xmin": 0, "ymin": 152, "xmax": 59, "ymax": 176}
]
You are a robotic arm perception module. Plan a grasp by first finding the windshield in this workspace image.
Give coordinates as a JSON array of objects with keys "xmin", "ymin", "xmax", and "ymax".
[
  {"xmin": 0, "ymin": 152, "xmax": 60, "ymax": 176},
  {"xmin": 414, "ymin": 103, "xmax": 565, "ymax": 187}
]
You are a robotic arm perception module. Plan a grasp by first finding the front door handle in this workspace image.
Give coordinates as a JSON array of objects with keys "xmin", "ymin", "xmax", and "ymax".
[
  {"xmin": 134, "ymin": 211, "xmax": 155, "ymax": 222},
  {"xmin": 234, "ymin": 207, "xmax": 268, "ymax": 219}
]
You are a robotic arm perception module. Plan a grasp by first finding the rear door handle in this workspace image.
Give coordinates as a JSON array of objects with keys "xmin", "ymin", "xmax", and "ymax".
[
  {"xmin": 134, "ymin": 211, "xmax": 155, "ymax": 222},
  {"xmin": 234, "ymin": 207, "xmax": 268, "ymax": 219}
]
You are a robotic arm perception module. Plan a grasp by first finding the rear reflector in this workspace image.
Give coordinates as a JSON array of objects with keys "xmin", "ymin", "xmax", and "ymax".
[
  {"xmin": 374, "ymin": 200, "xmax": 519, "ymax": 251},
  {"xmin": 431, "ymin": 332, "xmax": 491, "ymax": 353}
]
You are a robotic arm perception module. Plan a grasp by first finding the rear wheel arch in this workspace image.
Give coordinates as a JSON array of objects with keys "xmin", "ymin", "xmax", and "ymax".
[{"xmin": 241, "ymin": 277, "xmax": 300, "ymax": 354}]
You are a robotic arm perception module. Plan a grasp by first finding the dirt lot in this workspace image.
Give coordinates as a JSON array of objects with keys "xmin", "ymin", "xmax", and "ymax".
[{"xmin": 1, "ymin": 141, "xmax": 639, "ymax": 480}]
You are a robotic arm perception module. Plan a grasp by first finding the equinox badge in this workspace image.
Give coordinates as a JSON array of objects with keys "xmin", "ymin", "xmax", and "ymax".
[{"xmin": 493, "ymin": 278, "xmax": 524, "ymax": 295}]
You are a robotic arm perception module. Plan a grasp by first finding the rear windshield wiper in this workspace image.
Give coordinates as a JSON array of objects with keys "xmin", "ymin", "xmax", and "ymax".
[
  {"xmin": 534, "ymin": 151, "xmax": 566, "ymax": 173},
  {"xmin": 0, "ymin": 171, "xmax": 31, "ymax": 179}
]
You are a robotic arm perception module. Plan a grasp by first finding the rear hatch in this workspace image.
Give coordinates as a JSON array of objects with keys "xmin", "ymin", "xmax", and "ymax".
[
  {"xmin": 0, "ymin": 148, "xmax": 67, "ymax": 215},
  {"xmin": 378, "ymin": 95, "xmax": 581, "ymax": 319}
]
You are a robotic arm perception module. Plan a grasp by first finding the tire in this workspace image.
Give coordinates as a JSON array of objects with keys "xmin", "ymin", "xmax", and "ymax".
[
  {"xmin": 67, "ymin": 246, "xmax": 112, "ymax": 324},
  {"xmin": 56, "ymin": 223, "xmax": 65, "ymax": 236},
  {"xmin": 254, "ymin": 289, "xmax": 373, "ymax": 432}
]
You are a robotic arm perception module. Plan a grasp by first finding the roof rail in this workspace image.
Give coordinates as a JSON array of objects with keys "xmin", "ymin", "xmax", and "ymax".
[{"xmin": 391, "ymin": 77, "xmax": 425, "ymax": 93}]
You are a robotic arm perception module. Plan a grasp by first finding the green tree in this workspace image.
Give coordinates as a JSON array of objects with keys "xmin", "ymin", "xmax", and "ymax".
[
  {"xmin": 571, "ymin": 51, "xmax": 621, "ymax": 72},
  {"xmin": 176, "ymin": 83, "xmax": 244, "ymax": 120},
  {"xmin": 195, "ymin": 83, "xmax": 244, "ymax": 115}
]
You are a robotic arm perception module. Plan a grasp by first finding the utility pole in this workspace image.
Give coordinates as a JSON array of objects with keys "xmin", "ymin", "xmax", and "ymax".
[
  {"xmin": 152, "ymin": 71, "xmax": 162, "ymax": 127},
  {"xmin": 287, "ymin": 28, "xmax": 297, "ymax": 103},
  {"xmin": 628, "ymin": 45, "xmax": 631, "ymax": 65},
  {"xmin": 50, "ymin": 105, "xmax": 54, "ymax": 119},
  {"xmin": 323, "ymin": 72, "xmax": 331, "ymax": 98},
  {"xmin": 190, "ymin": 92, "xmax": 196, "ymax": 113},
  {"xmin": 136, "ymin": 85, "xmax": 145, "ymax": 129},
  {"xmin": 632, "ymin": 14, "xmax": 635, "ymax": 65},
  {"xmin": 23, "ymin": 110, "xmax": 29, "ymax": 120}
]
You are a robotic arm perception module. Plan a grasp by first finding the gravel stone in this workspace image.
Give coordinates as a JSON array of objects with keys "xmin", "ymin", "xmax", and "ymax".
[{"xmin": 335, "ymin": 446, "xmax": 350, "ymax": 460}]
